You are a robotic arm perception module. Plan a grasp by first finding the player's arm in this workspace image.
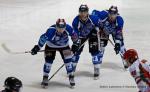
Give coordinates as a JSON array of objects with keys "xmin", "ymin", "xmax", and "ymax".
[
  {"xmin": 92, "ymin": 11, "xmax": 108, "ymax": 32},
  {"xmin": 91, "ymin": 10, "xmax": 107, "ymax": 31},
  {"xmin": 71, "ymin": 18, "xmax": 81, "ymax": 53},
  {"xmin": 31, "ymin": 28, "xmax": 54, "ymax": 55},
  {"xmin": 114, "ymin": 16, "xmax": 124, "ymax": 54},
  {"xmin": 72, "ymin": 16, "xmax": 80, "ymax": 36},
  {"xmin": 86, "ymin": 15, "xmax": 100, "ymax": 38},
  {"xmin": 115, "ymin": 16, "xmax": 124, "ymax": 43},
  {"xmin": 38, "ymin": 30, "xmax": 50, "ymax": 48},
  {"xmin": 129, "ymin": 68, "xmax": 143, "ymax": 87},
  {"xmin": 66, "ymin": 24, "xmax": 78, "ymax": 43},
  {"xmin": 138, "ymin": 62, "xmax": 150, "ymax": 86},
  {"xmin": 140, "ymin": 60, "xmax": 150, "ymax": 78},
  {"xmin": 91, "ymin": 10, "xmax": 101, "ymax": 16}
]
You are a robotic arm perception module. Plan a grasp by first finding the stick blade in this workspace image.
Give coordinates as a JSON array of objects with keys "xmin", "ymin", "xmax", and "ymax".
[
  {"xmin": 1, "ymin": 43, "xmax": 12, "ymax": 53},
  {"xmin": 1, "ymin": 43, "xmax": 27, "ymax": 54}
]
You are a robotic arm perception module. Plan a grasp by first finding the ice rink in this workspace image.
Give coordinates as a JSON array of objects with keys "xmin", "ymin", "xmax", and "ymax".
[{"xmin": 0, "ymin": 0, "xmax": 150, "ymax": 92}]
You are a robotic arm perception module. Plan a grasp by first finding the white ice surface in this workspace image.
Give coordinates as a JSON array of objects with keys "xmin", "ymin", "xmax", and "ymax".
[{"xmin": 0, "ymin": 0, "xmax": 150, "ymax": 92}]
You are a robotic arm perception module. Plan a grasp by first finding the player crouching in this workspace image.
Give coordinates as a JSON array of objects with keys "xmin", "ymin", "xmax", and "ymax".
[{"xmin": 31, "ymin": 19, "xmax": 78, "ymax": 88}]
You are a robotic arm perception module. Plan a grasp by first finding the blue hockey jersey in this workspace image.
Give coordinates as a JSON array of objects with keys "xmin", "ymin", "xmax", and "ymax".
[
  {"xmin": 38, "ymin": 24, "xmax": 78, "ymax": 48},
  {"xmin": 72, "ymin": 15, "xmax": 100, "ymax": 38},
  {"xmin": 92, "ymin": 10, "xmax": 124, "ymax": 41}
]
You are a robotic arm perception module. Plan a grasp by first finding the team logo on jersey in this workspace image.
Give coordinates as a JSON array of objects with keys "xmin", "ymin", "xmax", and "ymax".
[
  {"xmin": 105, "ymin": 21, "xmax": 110, "ymax": 26},
  {"xmin": 103, "ymin": 20, "xmax": 117, "ymax": 34},
  {"xmin": 55, "ymin": 36, "xmax": 60, "ymax": 41}
]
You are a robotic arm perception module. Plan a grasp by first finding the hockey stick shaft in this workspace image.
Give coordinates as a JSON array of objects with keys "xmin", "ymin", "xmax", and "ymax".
[
  {"xmin": 108, "ymin": 39, "xmax": 123, "ymax": 56},
  {"xmin": 108, "ymin": 39, "xmax": 127, "ymax": 68},
  {"xmin": 15, "ymin": 50, "xmax": 45, "ymax": 54},
  {"xmin": 48, "ymin": 64, "xmax": 65, "ymax": 81},
  {"xmin": 1, "ymin": 43, "xmax": 45, "ymax": 54}
]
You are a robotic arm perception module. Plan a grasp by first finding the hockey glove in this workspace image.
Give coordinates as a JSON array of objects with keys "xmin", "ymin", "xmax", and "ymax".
[
  {"xmin": 31, "ymin": 45, "xmax": 40, "ymax": 55},
  {"xmin": 114, "ymin": 43, "xmax": 120, "ymax": 54},
  {"xmin": 71, "ymin": 40, "xmax": 80, "ymax": 54}
]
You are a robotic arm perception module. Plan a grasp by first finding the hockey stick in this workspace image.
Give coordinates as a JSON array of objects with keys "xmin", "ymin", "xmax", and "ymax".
[
  {"xmin": 108, "ymin": 39, "xmax": 124, "ymax": 56},
  {"xmin": 48, "ymin": 64, "xmax": 65, "ymax": 81},
  {"xmin": 1, "ymin": 43, "xmax": 45, "ymax": 54},
  {"xmin": 48, "ymin": 39, "xmax": 88, "ymax": 81},
  {"xmin": 108, "ymin": 39, "xmax": 128, "ymax": 69}
]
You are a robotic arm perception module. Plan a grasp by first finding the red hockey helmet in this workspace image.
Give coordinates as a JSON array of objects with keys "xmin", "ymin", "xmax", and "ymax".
[
  {"xmin": 123, "ymin": 49, "xmax": 138, "ymax": 64},
  {"xmin": 56, "ymin": 18, "xmax": 66, "ymax": 28},
  {"xmin": 108, "ymin": 5, "xmax": 118, "ymax": 15}
]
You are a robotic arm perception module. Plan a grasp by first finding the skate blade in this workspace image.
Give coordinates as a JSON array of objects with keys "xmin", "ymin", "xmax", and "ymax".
[
  {"xmin": 41, "ymin": 82, "xmax": 48, "ymax": 89},
  {"xmin": 124, "ymin": 66, "xmax": 128, "ymax": 70},
  {"xmin": 94, "ymin": 77, "xmax": 99, "ymax": 80},
  {"xmin": 41, "ymin": 84, "xmax": 48, "ymax": 89},
  {"xmin": 70, "ymin": 85, "xmax": 75, "ymax": 89}
]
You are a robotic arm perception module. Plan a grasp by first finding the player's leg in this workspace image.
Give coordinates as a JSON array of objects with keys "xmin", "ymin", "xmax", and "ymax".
[
  {"xmin": 72, "ymin": 38, "xmax": 86, "ymax": 72},
  {"xmin": 89, "ymin": 32, "xmax": 108, "ymax": 79},
  {"xmin": 59, "ymin": 46, "xmax": 75, "ymax": 87},
  {"xmin": 89, "ymin": 39, "xmax": 107, "ymax": 79},
  {"xmin": 99, "ymin": 30, "xmax": 109, "ymax": 66},
  {"xmin": 99, "ymin": 39, "xmax": 108, "ymax": 64},
  {"xmin": 41, "ymin": 45, "xmax": 56, "ymax": 87},
  {"xmin": 89, "ymin": 30, "xmax": 100, "ymax": 79}
]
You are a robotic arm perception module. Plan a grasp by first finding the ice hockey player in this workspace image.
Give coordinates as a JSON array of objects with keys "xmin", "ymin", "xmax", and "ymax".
[
  {"xmin": 92, "ymin": 6, "xmax": 127, "ymax": 69},
  {"xmin": 31, "ymin": 19, "xmax": 78, "ymax": 88},
  {"xmin": 72, "ymin": 4, "xmax": 102, "ymax": 80},
  {"xmin": 123, "ymin": 49, "xmax": 150, "ymax": 92},
  {"xmin": 1, "ymin": 77, "xmax": 22, "ymax": 92}
]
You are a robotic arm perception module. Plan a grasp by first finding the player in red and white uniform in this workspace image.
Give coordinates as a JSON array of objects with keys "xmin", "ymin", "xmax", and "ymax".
[{"xmin": 123, "ymin": 49, "xmax": 150, "ymax": 92}]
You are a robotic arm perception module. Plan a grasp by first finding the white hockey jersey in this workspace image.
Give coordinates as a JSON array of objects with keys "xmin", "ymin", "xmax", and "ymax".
[{"xmin": 129, "ymin": 59, "xmax": 150, "ymax": 92}]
